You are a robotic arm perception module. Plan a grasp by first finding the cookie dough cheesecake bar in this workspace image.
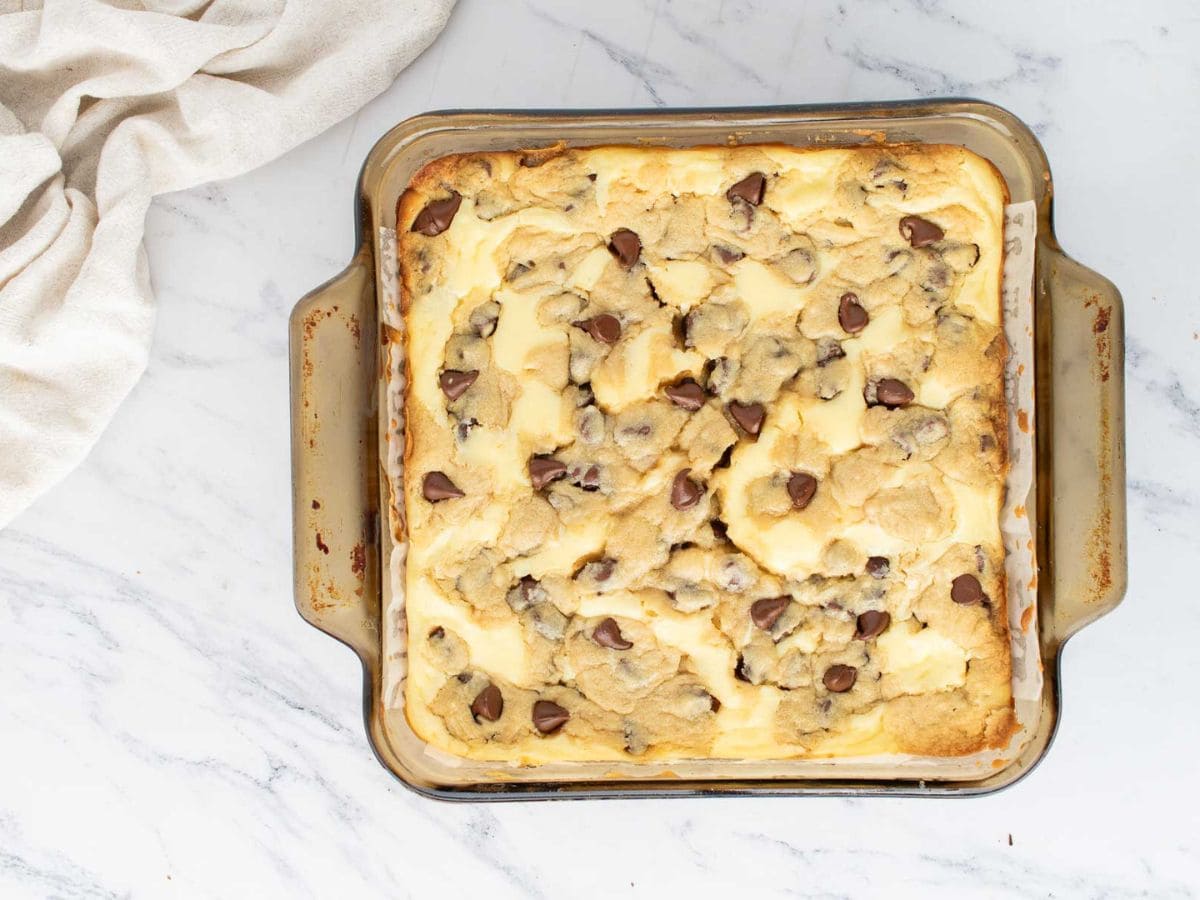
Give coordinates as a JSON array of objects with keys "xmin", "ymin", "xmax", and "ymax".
[{"xmin": 394, "ymin": 142, "xmax": 1014, "ymax": 763}]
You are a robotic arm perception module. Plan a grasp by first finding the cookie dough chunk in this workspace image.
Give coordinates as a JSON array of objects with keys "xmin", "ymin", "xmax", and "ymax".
[{"xmin": 398, "ymin": 142, "xmax": 1014, "ymax": 763}]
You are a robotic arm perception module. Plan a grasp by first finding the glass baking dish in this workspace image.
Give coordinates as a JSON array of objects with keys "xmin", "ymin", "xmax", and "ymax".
[{"xmin": 288, "ymin": 100, "xmax": 1126, "ymax": 799}]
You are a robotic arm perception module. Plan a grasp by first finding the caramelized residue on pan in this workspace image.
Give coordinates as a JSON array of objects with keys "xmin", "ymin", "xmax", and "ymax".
[{"xmin": 1082, "ymin": 292, "xmax": 1116, "ymax": 602}]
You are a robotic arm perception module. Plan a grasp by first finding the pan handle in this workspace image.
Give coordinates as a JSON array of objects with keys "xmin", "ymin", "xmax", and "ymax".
[
  {"xmin": 1039, "ymin": 244, "xmax": 1127, "ymax": 647},
  {"xmin": 288, "ymin": 245, "xmax": 381, "ymax": 663}
]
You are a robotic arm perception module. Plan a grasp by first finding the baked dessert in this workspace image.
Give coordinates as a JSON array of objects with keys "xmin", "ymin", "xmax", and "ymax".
[{"xmin": 394, "ymin": 143, "xmax": 1014, "ymax": 764}]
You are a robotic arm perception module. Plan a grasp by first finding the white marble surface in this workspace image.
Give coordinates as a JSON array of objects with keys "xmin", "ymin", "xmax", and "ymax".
[{"xmin": 2, "ymin": 1, "xmax": 1197, "ymax": 896}]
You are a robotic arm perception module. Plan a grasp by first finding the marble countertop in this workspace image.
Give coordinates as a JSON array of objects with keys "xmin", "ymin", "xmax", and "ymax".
[{"xmin": 2, "ymin": 1, "xmax": 1196, "ymax": 896}]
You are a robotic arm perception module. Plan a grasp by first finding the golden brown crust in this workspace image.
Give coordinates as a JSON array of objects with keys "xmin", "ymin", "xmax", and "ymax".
[{"xmin": 393, "ymin": 143, "xmax": 1014, "ymax": 763}]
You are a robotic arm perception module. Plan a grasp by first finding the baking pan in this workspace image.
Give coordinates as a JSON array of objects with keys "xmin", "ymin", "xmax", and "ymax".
[{"xmin": 288, "ymin": 100, "xmax": 1126, "ymax": 799}]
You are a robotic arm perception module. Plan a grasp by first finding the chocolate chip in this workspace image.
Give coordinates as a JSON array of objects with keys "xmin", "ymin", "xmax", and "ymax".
[
  {"xmin": 718, "ymin": 558, "xmax": 753, "ymax": 593},
  {"xmin": 574, "ymin": 382, "xmax": 596, "ymax": 406},
  {"xmin": 951, "ymin": 573, "xmax": 986, "ymax": 605},
  {"xmin": 980, "ymin": 433, "xmax": 996, "ymax": 452},
  {"xmin": 411, "ymin": 192, "xmax": 462, "ymax": 236},
  {"xmin": 592, "ymin": 617, "xmax": 633, "ymax": 650},
  {"xmin": 455, "ymin": 417, "xmax": 479, "ymax": 443},
  {"xmin": 582, "ymin": 558, "xmax": 616, "ymax": 582},
  {"xmin": 506, "ymin": 261, "xmax": 532, "ymax": 281},
  {"xmin": 528, "ymin": 455, "xmax": 567, "ymax": 490},
  {"xmin": 575, "ymin": 314, "xmax": 622, "ymax": 344},
  {"xmin": 734, "ymin": 655, "xmax": 752, "ymax": 682},
  {"xmin": 470, "ymin": 683, "xmax": 504, "ymax": 722},
  {"xmin": 823, "ymin": 664, "xmax": 858, "ymax": 693},
  {"xmin": 705, "ymin": 356, "xmax": 737, "ymax": 394},
  {"xmin": 710, "ymin": 518, "xmax": 729, "ymax": 541},
  {"xmin": 870, "ymin": 159, "xmax": 897, "ymax": 181},
  {"xmin": 727, "ymin": 172, "xmax": 766, "ymax": 206},
  {"xmin": 709, "ymin": 694, "xmax": 722, "ymax": 713},
  {"xmin": 874, "ymin": 378, "xmax": 915, "ymax": 408},
  {"xmin": 607, "ymin": 228, "xmax": 641, "ymax": 268},
  {"xmin": 622, "ymin": 723, "xmax": 645, "ymax": 755},
  {"xmin": 532, "ymin": 700, "xmax": 570, "ymax": 734},
  {"xmin": 855, "ymin": 610, "xmax": 891, "ymax": 640},
  {"xmin": 816, "ymin": 339, "xmax": 846, "ymax": 367},
  {"xmin": 428, "ymin": 626, "xmax": 445, "ymax": 640},
  {"xmin": 456, "ymin": 672, "xmax": 472, "ymax": 683},
  {"xmin": 670, "ymin": 313, "xmax": 688, "ymax": 347},
  {"xmin": 866, "ymin": 556, "xmax": 890, "ymax": 578},
  {"xmin": 923, "ymin": 261, "xmax": 951, "ymax": 292},
  {"xmin": 621, "ymin": 423, "xmax": 652, "ymax": 439},
  {"xmin": 469, "ymin": 301, "xmax": 500, "ymax": 338},
  {"xmin": 422, "ymin": 471, "xmax": 463, "ymax": 502},
  {"xmin": 569, "ymin": 462, "xmax": 602, "ymax": 492},
  {"xmin": 574, "ymin": 407, "xmax": 604, "ymax": 446},
  {"xmin": 787, "ymin": 472, "xmax": 818, "ymax": 510},
  {"xmin": 679, "ymin": 311, "xmax": 698, "ymax": 350},
  {"xmin": 645, "ymin": 277, "xmax": 662, "ymax": 305},
  {"xmin": 519, "ymin": 575, "xmax": 541, "ymax": 603},
  {"xmin": 665, "ymin": 378, "xmax": 706, "ymax": 411},
  {"xmin": 898, "ymin": 215, "xmax": 944, "ymax": 248},
  {"xmin": 670, "ymin": 469, "xmax": 704, "ymax": 510},
  {"xmin": 727, "ymin": 401, "xmax": 765, "ymax": 437},
  {"xmin": 713, "ymin": 244, "xmax": 745, "ymax": 264},
  {"xmin": 750, "ymin": 596, "xmax": 790, "ymax": 630},
  {"xmin": 438, "ymin": 369, "xmax": 478, "ymax": 400},
  {"xmin": 838, "ymin": 293, "xmax": 869, "ymax": 333}
]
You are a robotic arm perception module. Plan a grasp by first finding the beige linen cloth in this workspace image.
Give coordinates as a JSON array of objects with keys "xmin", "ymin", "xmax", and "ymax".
[{"xmin": 0, "ymin": 0, "xmax": 454, "ymax": 527}]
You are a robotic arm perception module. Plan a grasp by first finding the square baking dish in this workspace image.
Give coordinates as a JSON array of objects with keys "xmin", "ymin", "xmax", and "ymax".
[{"xmin": 288, "ymin": 100, "xmax": 1126, "ymax": 799}]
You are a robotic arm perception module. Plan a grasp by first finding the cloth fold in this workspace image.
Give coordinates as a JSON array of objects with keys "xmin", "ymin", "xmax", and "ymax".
[{"xmin": 0, "ymin": 0, "xmax": 454, "ymax": 527}]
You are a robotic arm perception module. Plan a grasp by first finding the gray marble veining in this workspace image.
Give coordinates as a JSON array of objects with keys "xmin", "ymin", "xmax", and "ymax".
[{"xmin": 2, "ymin": 0, "xmax": 1198, "ymax": 896}]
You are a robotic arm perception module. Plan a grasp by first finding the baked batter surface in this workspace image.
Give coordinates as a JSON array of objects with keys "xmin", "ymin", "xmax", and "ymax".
[{"xmin": 395, "ymin": 143, "xmax": 1014, "ymax": 763}]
